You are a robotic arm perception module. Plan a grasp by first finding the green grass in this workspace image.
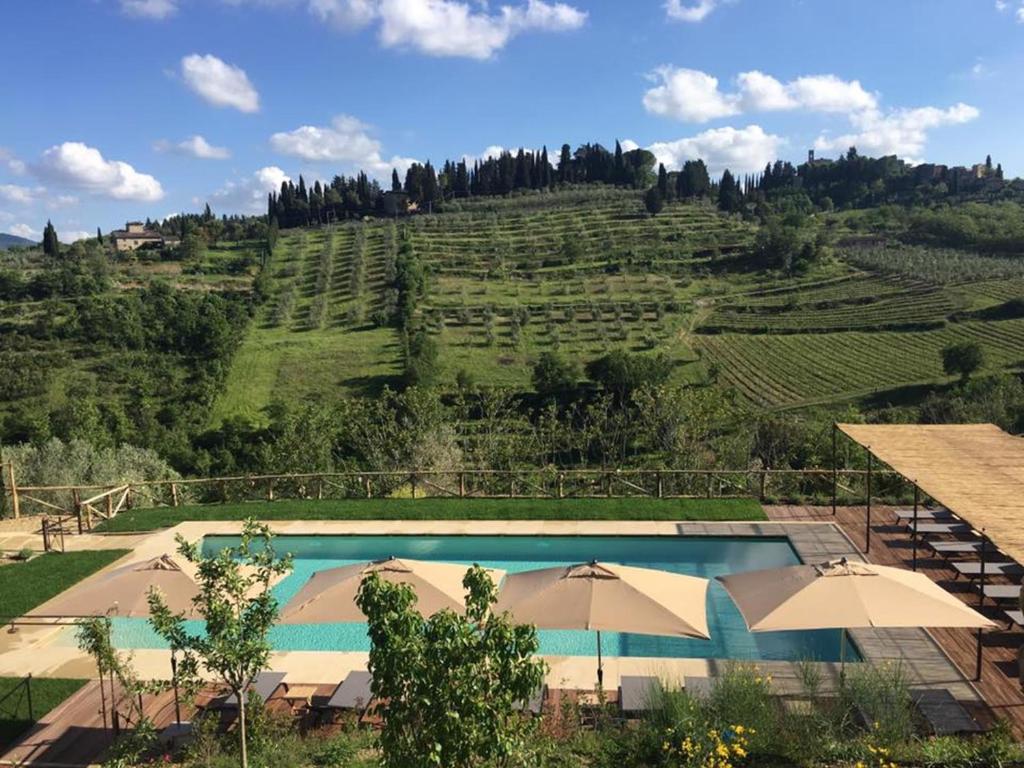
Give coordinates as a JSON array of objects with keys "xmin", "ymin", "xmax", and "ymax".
[
  {"xmin": 0, "ymin": 677, "xmax": 88, "ymax": 750},
  {"xmin": 0, "ymin": 550, "xmax": 130, "ymax": 619},
  {"xmin": 94, "ymin": 497, "xmax": 765, "ymax": 532}
]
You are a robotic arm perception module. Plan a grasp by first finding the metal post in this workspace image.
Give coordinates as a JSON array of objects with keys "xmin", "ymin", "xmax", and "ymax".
[
  {"xmin": 912, "ymin": 483, "xmax": 919, "ymax": 571},
  {"xmin": 979, "ymin": 529, "xmax": 987, "ymax": 608},
  {"xmin": 976, "ymin": 627, "xmax": 984, "ymax": 682},
  {"xmin": 831, "ymin": 424, "xmax": 838, "ymax": 516},
  {"xmin": 596, "ymin": 630, "xmax": 603, "ymax": 690},
  {"xmin": 865, "ymin": 449, "xmax": 873, "ymax": 554},
  {"xmin": 6, "ymin": 462, "xmax": 20, "ymax": 519}
]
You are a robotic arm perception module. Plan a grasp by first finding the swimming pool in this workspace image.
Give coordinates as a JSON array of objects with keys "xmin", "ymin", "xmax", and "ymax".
[{"xmin": 108, "ymin": 534, "xmax": 860, "ymax": 663}]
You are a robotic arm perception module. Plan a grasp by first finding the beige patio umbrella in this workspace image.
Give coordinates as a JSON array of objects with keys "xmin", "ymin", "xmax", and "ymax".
[
  {"xmin": 494, "ymin": 561, "xmax": 710, "ymax": 687},
  {"xmin": 37, "ymin": 554, "xmax": 200, "ymax": 619},
  {"xmin": 717, "ymin": 558, "xmax": 998, "ymax": 676},
  {"xmin": 279, "ymin": 557, "xmax": 505, "ymax": 623}
]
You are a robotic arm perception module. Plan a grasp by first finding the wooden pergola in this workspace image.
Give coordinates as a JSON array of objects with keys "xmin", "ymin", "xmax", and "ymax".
[
  {"xmin": 835, "ymin": 423, "xmax": 1024, "ymax": 560},
  {"xmin": 834, "ymin": 423, "xmax": 1024, "ymax": 682}
]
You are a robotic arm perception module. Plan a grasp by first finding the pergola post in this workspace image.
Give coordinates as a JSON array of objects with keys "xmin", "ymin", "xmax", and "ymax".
[
  {"xmin": 865, "ymin": 448, "xmax": 873, "ymax": 554},
  {"xmin": 831, "ymin": 424, "xmax": 838, "ymax": 516},
  {"xmin": 976, "ymin": 528, "xmax": 987, "ymax": 681},
  {"xmin": 912, "ymin": 483, "xmax": 919, "ymax": 571}
]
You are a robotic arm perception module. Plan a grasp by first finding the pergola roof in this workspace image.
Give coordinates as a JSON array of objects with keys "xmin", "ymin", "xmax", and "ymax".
[{"xmin": 837, "ymin": 423, "xmax": 1024, "ymax": 563}]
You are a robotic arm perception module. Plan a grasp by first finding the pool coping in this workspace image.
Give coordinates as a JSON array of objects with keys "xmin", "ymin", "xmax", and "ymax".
[{"xmin": 2, "ymin": 519, "xmax": 981, "ymax": 701}]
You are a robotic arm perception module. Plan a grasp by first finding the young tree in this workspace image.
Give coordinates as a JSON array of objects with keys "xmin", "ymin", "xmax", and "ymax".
[
  {"xmin": 356, "ymin": 565, "xmax": 546, "ymax": 768},
  {"xmin": 148, "ymin": 519, "xmax": 292, "ymax": 768},
  {"xmin": 942, "ymin": 341, "xmax": 985, "ymax": 385},
  {"xmin": 532, "ymin": 351, "xmax": 581, "ymax": 401},
  {"xmin": 644, "ymin": 186, "xmax": 665, "ymax": 217},
  {"xmin": 96, "ymin": 227, "xmax": 103, "ymax": 245}
]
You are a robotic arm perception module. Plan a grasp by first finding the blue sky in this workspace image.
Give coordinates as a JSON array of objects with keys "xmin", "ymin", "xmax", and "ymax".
[{"xmin": 1, "ymin": 0, "xmax": 1022, "ymax": 242}]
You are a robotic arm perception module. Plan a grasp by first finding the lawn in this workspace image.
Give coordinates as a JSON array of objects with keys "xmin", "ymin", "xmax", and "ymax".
[
  {"xmin": 0, "ymin": 550, "xmax": 131, "ymax": 619},
  {"xmin": 95, "ymin": 497, "xmax": 765, "ymax": 533},
  {"xmin": 0, "ymin": 677, "xmax": 88, "ymax": 750}
]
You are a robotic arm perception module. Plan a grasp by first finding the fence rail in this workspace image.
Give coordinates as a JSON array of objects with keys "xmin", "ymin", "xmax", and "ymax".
[{"xmin": 2, "ymin": 465, "xmax": 906, "ymax": 540}]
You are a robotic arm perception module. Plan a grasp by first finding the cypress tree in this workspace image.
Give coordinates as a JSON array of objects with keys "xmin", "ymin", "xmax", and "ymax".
[
  {"xmin": 42, "ymin": 220, "xmax": 59, "ymax": 256},
  {"xmin": 558, "ymin": 144, "xmax": 572, "ymax": 183},
  {"xmin": 657, "ymin": 163, "xmax": 669, "ymax": 199},
  {"xmin": 96, "ymin": 227, "xmax": 103, "ymax": 244}
]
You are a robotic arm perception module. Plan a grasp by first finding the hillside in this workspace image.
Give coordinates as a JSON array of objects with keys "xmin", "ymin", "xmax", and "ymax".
[
  {"xmin": 0, "ymin": 233, "xmax": 36, "ymax": 250},
  {"xmin": 212, "ymin": 188, "xmax": 1024, "ymax": 423}
]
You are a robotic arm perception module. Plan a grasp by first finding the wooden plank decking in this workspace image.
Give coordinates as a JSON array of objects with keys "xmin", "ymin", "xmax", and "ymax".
[{"xmin": 766, "ymin": 504, "xmax": 1024, "ymax": 735}]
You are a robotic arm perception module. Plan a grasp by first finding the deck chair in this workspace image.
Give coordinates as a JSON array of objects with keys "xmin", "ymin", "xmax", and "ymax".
[
  {"xmin": 974, "ymin": 584, "xmax": 1021, "ymax": 601},
  {"xmin": 219, "ymin": 672, "xmax": 287, "ymax": 709},
  {"xmin": 910, "ymin": 688, "xmax": 983, "ymax": 736},
  {"xmin": 907, "ymin": 522, "xmax": 972, "ymax": 536},
  {"xmin": 952, "ymin": 561, "xmax": 1023, "ymax": 579},
  {"xmin": 683, "ymin": 676, "xmax": 713, "ymax": 700},
  {"xmin": 926, "ymin": 540, "xmax": 985, "ymax": 558},
  {"xmin": 894, "ymin": 508, "xmax": 955, "ymax": 522},
  {"xmin": 618, "ymin": 676, "xmax": 662, "ymax": 715},
  {"xmin": 514, "ymin": 684, "xmax": 547, "ymax": 715},
  {"xmin": 1003, "ymin": 609, "xmax": 1023, "ymax": 629},
  {"xmin": 324, "ymin": 670, "xmax": 374, "ymax": 716}
]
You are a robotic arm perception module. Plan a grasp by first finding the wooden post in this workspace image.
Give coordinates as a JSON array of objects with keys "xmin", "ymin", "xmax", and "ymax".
[
  {"xmin": 42, "ymin": 517, "xmax": 50, "ymax": 553},
  {"xmin": 316, "ymin": 477, "xmax": 323, "ymax": 500},
  {"xmin": 707, "ymin": 473, "xmax": 714, "ymax": 499},
  {"xmin": 459, "ymin": 472, "xmax": 466, "ymax": 498},
  {"xmin": 105, "ymin": 493, "xmax": 113, "ymax": 519},
  {"xmin": 557, "ymin": 473, "xmax": 564, "ymax": 499},
  {"xmin": 831, "ymin": 424, "xmax": 838, "ymax": 516},
  {"xmin": 411, "ymin": 473, "xmax": 417, "ymax": 500},
  {"xmin": 26, "ymin": 674, "xmax": 33, "ymax": 721},
  {"xmin": 73, "ymin": 488, "xmax": 83, "ymax": 535},
  {"xmin": 219, "ymin": 480, "xmax": 227, "ymax": 503},
  {"xmin": 656, "ymin": 471, "xmax": 663, "ymax": 499},
  {"xmin": 266, "ymin": 478, "xmax": 274, "ymax": 502},
  {"xmin": 865, "ymin": 449, "xmax": 873, "ymax": 554},
  {"xmin": 364, "ymin": 476, "xmax": 371, "ymax": 499},
  {"xmin": 170, "ymin": 483, "xmax": 179, "ymax": 507},
  {"xmin": 912, "ymin": 483, "xmax": 919, "ymax": 571},
  {"xmin": 759, "ymin": 470, "xmax": 767, "ymax": 502},
  {"xmin": 126, "ymin": 485, "xmax": 133, "ymax": 510},
  {"xmin": 606, "ymin": 472, "xmax": 612, "ymax": 499},
  {"xmin": 6, "ymin": 462, "xmax": 19, "ymax": 519}
]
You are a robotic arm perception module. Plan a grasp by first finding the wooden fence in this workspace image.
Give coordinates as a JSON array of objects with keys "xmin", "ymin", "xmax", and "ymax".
[{"xmin": 1, "ymin": 465, "xmax": 901, "ymax": 534}]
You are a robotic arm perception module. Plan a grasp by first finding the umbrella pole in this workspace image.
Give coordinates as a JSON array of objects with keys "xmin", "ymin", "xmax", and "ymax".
[
  {"xmin": 839, "ymin": 628, "xmax": 847, "ymax": 687},
  {"xmin": 171, "ymin": 649, "xmax": 181, "ymax": 727},
  {"xmin": 596, "ymin": 630, "xmax": 603, "ymax": 690}
]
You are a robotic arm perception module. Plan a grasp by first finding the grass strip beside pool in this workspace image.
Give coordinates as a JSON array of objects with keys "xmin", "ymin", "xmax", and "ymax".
[
  {"xmin": 95, "ymin": 497, "xmax": 765, "ymax": 533},
  {"xmin": 0, "ymin": 550, "xmax": 131, "ymax": 619},
  {"xmin": 0, "ymin": 677, "xmax": 88, "ymax": 750}
]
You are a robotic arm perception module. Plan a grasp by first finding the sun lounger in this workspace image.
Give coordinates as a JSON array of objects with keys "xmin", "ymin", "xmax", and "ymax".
[
  {"xmin": 1004, "ymin": 609, "xmax": 1023, "ymax": 628},
  {"xmin": 514, "ymin": 685, "xmax": 547, "ymax": 715},
  {"xmin": 221, "ymin": 671, "xmax": 287, "ymax": 708},
  {"xmin": 894, "ymin": 509, "xmax": 955, "ymax": 521},
  {"xmin": 684, "ymin": 676, "xmax": 713, "ymax": 700},
  {"xmin": 974, "ymin": 584, "xmax": 1022, "ymax": 601},
  {"xmin": 325, "ymin": 670, "xmax": 373, "ymax": 712},
  {"xmin": 910, "ymin": 689, "xmax": 983, "ymax": 736},
  {"xmin": 926, "ymin": 541, "xmax": 985, "ymax": 557},
  {"xmin": 906, "ymin": 523, "xmax": 972, "ymax": 536},
  {"xmin": 619, "ymin": 676, "xmax": 662, "ymax": 715},
  {"xmin": 952, "ymin": 562, "xmax": 1023, "ymax": 579}
]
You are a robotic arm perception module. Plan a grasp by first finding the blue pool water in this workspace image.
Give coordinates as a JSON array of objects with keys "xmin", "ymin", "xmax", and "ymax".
[{"xmin": 107, "ymin": 535, "xmax": 860, "ymax": 663}]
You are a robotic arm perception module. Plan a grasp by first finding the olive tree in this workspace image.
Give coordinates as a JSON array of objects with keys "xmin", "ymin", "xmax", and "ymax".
[
  {"xmin": 147, "ymin": 519, "xmax": 292, "ymax": 768},
  {"xmin": 942, "ymin": 341, "xmax": 985, "ymax": 385},
  {"xmin": 356, "ymin": 565, "xmax": 546, "ymax": 768}
]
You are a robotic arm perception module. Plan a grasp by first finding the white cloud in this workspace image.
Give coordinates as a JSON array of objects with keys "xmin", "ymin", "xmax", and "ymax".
[
  {"xmin": 665, "ymin": 0, "xmax": 719, "ymax": 22},
  {"xmin": 209, "ymin": 166, "xmax": 292, "ymax": 215},
  {"xmin": 814, "ymin": 103, "xmax": 980, "ymax": 164},
  {"xmin": 10, "ymin": 223, "xmax": 39, "ymax": 240},
  {"xmin": 34, "ymin": 142, "xmax": 164, "ymax": 202},
  {"xmin": 642, "ymin": 125, "xmax": 784, "ymax": 176},
  {"xmin": 461, "ymin": 145, "xmax": 508, "ymax": 164},
  {"xmin": 644, "ymin": 66, "xmax": 876, "ymax": 123},
  {"xmin": 643, "ymin": 67, "xmax": 739, "ymax": 123},
  {"xmin": 180, "ymin": 54, "xmax": 260, "ymax": 113},
  {"xmin": 0, "ymin": 148, "xmax": 26, "ymax": 176},
  {"xmin": 154, "ymin": 135, "xmax": 231, "ymax": 159},
  {"xmin": 61, "ymin": 229, "xmax": 93, "ymax": 243},
  {"xmin": 0, "ymin": 184, "xmax": 44, "ymax": 205},
  {"xmin": 270, "ymin": 114, "xmax": 416, "ymax": 177},
  {"xmin": 51, "ymin": 195, "xmax": 80, "ymax": 208},
  {"xmin": 120, "ymin": 0, "xmax": 178, "ymax": 18},
  {"xmin": 311, "ymin": 0, "xmax": 585, "ymax": 59}
]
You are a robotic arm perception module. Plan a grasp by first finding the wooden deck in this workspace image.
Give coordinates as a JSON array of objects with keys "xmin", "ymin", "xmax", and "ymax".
[
  {"xmin": 766, "ymin": 504, "xmax": 1024, "ymax": 735},
  {"xmin": 0, "ymin": 681, "xmax": 182, "ymax": 767}
]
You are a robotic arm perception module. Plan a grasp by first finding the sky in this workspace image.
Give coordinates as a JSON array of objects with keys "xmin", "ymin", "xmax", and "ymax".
[{"xmin": 1, "ymin": 0, "xmax": 1023, "ymax": 243}]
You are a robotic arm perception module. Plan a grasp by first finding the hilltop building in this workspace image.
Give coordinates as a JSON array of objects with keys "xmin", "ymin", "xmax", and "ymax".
[{"xmin": 110, "ymin": 221, "xmax": 179, "ymax": 252}]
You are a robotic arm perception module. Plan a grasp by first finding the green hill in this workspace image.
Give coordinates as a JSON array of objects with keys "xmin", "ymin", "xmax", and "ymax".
[{"xmin": 0, "ymin": 232, "xmax": 36, "ymax": 249}]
